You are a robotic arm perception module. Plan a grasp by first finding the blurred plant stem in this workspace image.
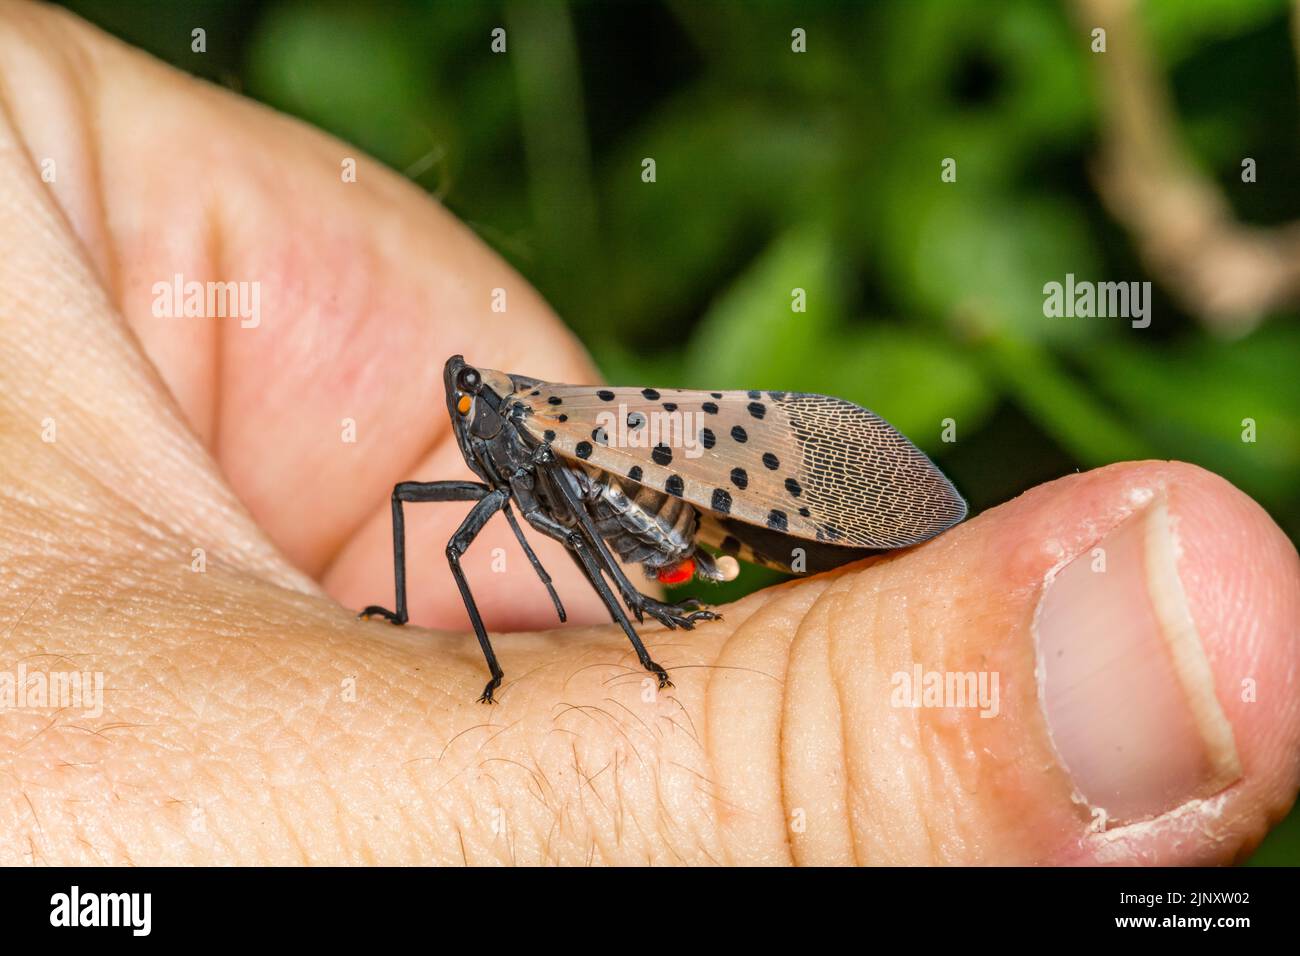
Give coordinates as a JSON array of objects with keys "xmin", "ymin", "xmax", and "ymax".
[
  {"xmin": 1078, "ymin": 0, "xmax": 1300, "ymax": 334},
  {"xmin": 505, "ymin": 0, "xmax": 602, "ymax": 336},
  {"xmin": 981, "ymin": 334, "xmax": 1153, "ymax": 465}
]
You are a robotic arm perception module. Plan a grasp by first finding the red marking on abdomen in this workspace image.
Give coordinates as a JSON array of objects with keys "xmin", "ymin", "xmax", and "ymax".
[{"xmin": 657, "ymin": 558, "xmax": 695, "ymax": 585}]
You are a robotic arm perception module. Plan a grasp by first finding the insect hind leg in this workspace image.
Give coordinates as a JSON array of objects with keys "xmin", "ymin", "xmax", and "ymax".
[
  {"xmin": 631, "ymin": 593, "xmax": 721, "ymax": 630},
  {"xmin": 568, "ymin": 540, "xmax": 673, "ymax": 689},
  {"xmin": 544, "ymin": 466, "xmax": 721, "ymax": 633}
]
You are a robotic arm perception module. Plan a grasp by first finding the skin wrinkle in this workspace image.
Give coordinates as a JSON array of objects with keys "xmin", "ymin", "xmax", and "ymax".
[
  {"xmin": 918, "ymin": 685, "xmax": 962, "ymax": 864},
  {"xmin": 208, "ymin": 197, "xmax": 227, "ymax": 451},
  {"xmin": 839, "ymin": 567, "xmax": 897, "ymax": 864},
  {"xmin": 821, "ymin": 572, "xmax": 867, "ymax": 866},
  {"xmin": 782, "ymin": 570, "xmax": 852, "ymax": 865},
  {"xmin": 708, "ymin": 576, "xmax": 830, "ymax": 865},
  {"xmin": 911, "ymin": 579, "xmax": 974, "ymax": 865},
  {"xmin": 67, "ymin": 15, "xmax": 120, "ymax": 310}
]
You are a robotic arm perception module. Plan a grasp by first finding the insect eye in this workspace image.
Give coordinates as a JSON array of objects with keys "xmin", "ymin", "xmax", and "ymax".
[
  {"xmin": 456, "ymin": 394, "xmax": 473, "ymax": 416},
  {"xmin": 457, "ymin": 367, "xmax": 480, "ymax": 392}
]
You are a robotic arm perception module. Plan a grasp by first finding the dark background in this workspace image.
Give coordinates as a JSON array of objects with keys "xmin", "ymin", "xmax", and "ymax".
[{"xmin": 56, "ymin": 0, "xmax": 1300, "ymax": 864}]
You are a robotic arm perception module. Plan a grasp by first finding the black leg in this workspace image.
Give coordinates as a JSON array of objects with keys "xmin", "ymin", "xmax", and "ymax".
[
  {"xmin": 444, "ymin": 488, "xmax": 512, "ymax": 703},
  {"xmin": 566, "ymin": 531, "xmax": 673, "ymax": 689},
  {"xmin": 635, "ymin": 594, "xmax": 721, "ymax": 629},
  {"xmin": 546, "ymin": 467, "xmax": 720, "ymax": 631},
  {"xmin": 359, "ymin": 480, "xmax": 488, "ymax": 625},
  {"xmin": 502, "ymin": 503, "xmax": 566, "ymax": 623},
  {"xmin": 517, "ymin": 495, "xmax": 672, "ymax": 689}
]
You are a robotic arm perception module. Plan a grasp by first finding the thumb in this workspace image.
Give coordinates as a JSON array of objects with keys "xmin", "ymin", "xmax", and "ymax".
[{"xmin": 699, "ymin": 460, "xmax": 1298, "ymax": 864}]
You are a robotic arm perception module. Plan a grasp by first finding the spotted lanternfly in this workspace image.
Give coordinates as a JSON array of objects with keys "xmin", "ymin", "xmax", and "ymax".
[{"xmin": 360, "ymin": 355, "xmax": 966, "ymax": 702}]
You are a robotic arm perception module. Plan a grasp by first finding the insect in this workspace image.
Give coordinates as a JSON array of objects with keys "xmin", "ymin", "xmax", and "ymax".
[{"xmin": 360, "ymin": 355, "xmax": 966, "ymax": 702}]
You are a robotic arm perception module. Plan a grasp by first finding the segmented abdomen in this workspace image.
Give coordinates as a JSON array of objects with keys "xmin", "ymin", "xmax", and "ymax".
[{"xmin": 571, "ymin": 464, "xmax": 697, "ymax": 573}]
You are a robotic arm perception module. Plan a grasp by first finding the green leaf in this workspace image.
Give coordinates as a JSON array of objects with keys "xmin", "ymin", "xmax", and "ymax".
[
  {"xmin": 816, "ymin": 329, "xmax": 993, "ymax": 451},
  {"xmin": 982, "ymin": 335, "xmax": 1154, "ymax": 464},
  {"xmin": 880, "ymin": 183, "xmax": 1102, "ymax": 346},
  {"xmin": 597, "ymin": 92, "xmax": 837, "ymax": 340},
  {"xmin": 683, "ymin": 226, "xmax": 994, "ymax": 449},
  {"xmin": 684, "ymin": 226, "xmax": 841, "ymax": 388}
]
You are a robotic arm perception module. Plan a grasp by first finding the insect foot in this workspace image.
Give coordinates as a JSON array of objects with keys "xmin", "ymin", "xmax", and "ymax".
[
  {"xmin": 477, "ymin": 679, "xmax": 502, "ymax": 705},
  {"xmin": 637, "ymin": 596, "xmax": 722, "ymax": 630},
  {"xmin": 358, "ymin": 605, "xmax": 406, "ymax": 625}
]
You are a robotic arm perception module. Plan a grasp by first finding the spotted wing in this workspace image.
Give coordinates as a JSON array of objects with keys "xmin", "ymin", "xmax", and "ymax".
[{"xmin": 512, "ymin": 383, "xmax": 966, "ymax": 550}]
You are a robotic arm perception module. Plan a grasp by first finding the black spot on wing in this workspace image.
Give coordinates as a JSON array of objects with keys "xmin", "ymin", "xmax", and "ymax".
[
  {"xmin": 762, "ymin": 452, "xmax": 780, "ymax": 470},
  {"xmin": 785, "ymin": 477, "xmax": 802, "ymax": 497},
  {"xmin": 547, "ymin": 396, "xmax": 562, "ymax": 405},
  {"xmin": 597, "ymin": 390, "xmax": 615, "ymax": 401},
  {"xmin": 767, "ymin": 510, "xmax": 788, "ymax": 532},
  {"xmin": 666, "ymin": 474, "xmax": 684, "ymax": 496},
  {"xmin": 642, "ymin": 388, "xmax": 660, "ymax": 400},
  {"xmin": 712, "ymin": 488, "xmax": 732, "ymax": 514},
  {"xmin": 592, "ymin": 427, "xmax": 609, "ymax": 444},
  {"xmin": 652, "ymin": 443, "xmax": 673, "ymax": 466},
  {"xmin": 731, "ymin": 425, "xmax": 748, "ymax": 443},
  {"xmin": 663, "ymin": 402, "xmax": 677, "ymax": 412},
  {"xmin": 627, "ymin": 465, "xmax": 643, "ymax": 482},
  {"xmin": 702, "ymin": 427, "xmax": 716, "ymax": 449},
  {"xmin": 702, "ymin": 402, "xmax": 718, "ymax": 415},
  {"xmin": 730, "ymin": 467, "xmax": 748, "ymax": 490},
  {"xmin": 748, "ymin": 401, "xmax": 766, "ymax": 419},
  {"xmin": 576, "ymin": 441, "xmax": 593, "ymax": 460},
  {"xmin": 544, "ymin": 429, "xmax": 556, "ymax": 442}
]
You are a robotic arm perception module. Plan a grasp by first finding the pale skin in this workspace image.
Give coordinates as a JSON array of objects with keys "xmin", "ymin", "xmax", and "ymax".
[{"xmin": 0, "ymin": 3, "xmax": 1297, "ymax": 865}]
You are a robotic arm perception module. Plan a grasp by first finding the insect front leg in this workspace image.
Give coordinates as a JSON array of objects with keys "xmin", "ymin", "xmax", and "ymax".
[
  {"xmin": 443, "ymin": 487, "xmax": 512, "ymax": 703},
  {"xmin": 359, "ymin": 480, "xmax": 489, "ymax": 625}
]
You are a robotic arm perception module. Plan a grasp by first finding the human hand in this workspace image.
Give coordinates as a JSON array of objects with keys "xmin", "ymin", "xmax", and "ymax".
[{"xmin": 1, "ymin": 4, "xmax": 1296, "ymax": 865}]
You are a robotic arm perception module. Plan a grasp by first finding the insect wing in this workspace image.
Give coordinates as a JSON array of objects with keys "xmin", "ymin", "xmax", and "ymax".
[{"xmin": 514, "ymin": 384, "xmax": 966, "ymax": 549}]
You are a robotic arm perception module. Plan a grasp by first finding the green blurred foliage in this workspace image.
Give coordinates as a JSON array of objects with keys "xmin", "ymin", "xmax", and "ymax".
[{"xmin": 60, "ymin": 0, "xmax": 1299, "ymax": 863}]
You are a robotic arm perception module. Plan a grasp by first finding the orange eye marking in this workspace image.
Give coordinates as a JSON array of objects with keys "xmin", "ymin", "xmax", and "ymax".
[
  {"xmin": 656, "ymin": 558, "xmax": 695, "ymax": 585},
  {"xmin": 457, "ymin": 394, "xmax": 472, "ymax": 415}
]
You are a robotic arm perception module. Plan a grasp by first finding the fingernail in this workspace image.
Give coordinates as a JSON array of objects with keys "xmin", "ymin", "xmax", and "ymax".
[{"xmin": 1034, "ymin": 496, "xmax": 1241, "ymax": 825}]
